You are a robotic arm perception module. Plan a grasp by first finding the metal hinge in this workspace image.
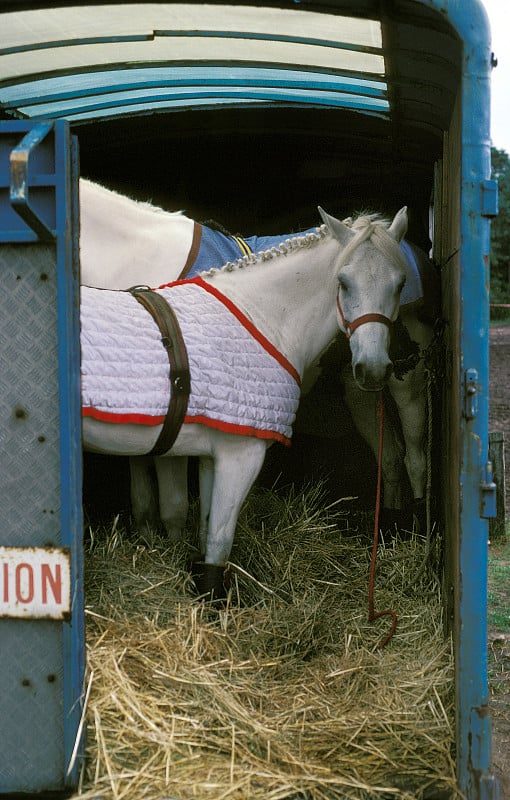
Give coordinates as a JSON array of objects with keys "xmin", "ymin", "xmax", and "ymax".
[
  {"xmin": 9, "ymin": 122, "xmax": 56, "ymax": 241},
  {"xmin": 463, "ymin": 368, "xmax": 478, "ymax": 420},
  {"xmin": 480, "ymin": 461, "xmax": 497, "ymax": 519}
]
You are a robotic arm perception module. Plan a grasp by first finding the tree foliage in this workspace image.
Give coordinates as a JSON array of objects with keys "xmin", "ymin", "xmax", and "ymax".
[{"xmin": 491, "ymin": 147, "xmax": 510, "ymax": 319}]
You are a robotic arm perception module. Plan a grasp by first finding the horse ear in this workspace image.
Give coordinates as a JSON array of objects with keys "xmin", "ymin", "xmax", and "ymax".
[
  {"xmin": 388, "ymin": 206, "xmax": 408, "ymax": 242},
  {"xmin": 318, "ymin": 207, "xmax": 354, "ymax": 245}
]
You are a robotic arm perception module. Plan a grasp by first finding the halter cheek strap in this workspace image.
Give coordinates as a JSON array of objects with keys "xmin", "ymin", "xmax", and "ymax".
[{"xmin": 336, "ymin": 296, "xmax": 392, "ymax": 340}]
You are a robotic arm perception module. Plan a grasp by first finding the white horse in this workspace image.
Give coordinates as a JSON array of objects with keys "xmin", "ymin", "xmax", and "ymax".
[
  {"xmin": 80, "ymin": 180, "xmax": 437, "ymax": 537},
  {"xmin": 81, "ymin": 205, "xmax": 412, "ymax": 596}
]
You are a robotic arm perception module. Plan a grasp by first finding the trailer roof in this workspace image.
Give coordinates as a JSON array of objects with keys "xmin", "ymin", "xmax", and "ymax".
[{"xmin": 0, "ymin": 1, "xmax": 462, "ymax": 134}]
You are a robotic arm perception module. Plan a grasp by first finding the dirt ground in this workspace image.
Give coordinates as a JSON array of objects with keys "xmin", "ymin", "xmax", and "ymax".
[{"xmin": 488, "ymin": 324, "xmax": 510, "ymax": 799}]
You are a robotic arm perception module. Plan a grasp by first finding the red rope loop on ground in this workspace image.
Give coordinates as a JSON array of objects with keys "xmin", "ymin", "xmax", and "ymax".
[{"xmin": 368, "ymin": 391, "xmax": 398, "ymax": 648}]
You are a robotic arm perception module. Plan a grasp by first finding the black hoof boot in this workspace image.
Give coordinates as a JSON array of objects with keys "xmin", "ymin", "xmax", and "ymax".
[{"xmin": 191, "ymin": 561, "xmax": 230, "ymax": 603}]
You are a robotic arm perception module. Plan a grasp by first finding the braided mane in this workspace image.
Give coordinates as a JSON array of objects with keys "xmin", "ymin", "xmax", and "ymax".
[
  {"xmin": 199, "ymin": 226, "xmax": 328, "ymax": 278},
  {"xmin": 198, "ymin": 211, "xmax": 407, "ymax": 279}
]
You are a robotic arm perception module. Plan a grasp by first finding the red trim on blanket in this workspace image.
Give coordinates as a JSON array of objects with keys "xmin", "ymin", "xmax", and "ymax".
[
  {"xmin": 154, "ymin": 276, "xmax": 301, "ymax": 386},
  {"xmin": 83, "ymin": 408, "xmax": 167, "ymax": 425},
  {"xmin": 82, "ymin": 408, "xmax": 292, "ymax": 447},
  {"xmin": 183, "ymin": 414, "xmax": 291, "ymax": 446}
]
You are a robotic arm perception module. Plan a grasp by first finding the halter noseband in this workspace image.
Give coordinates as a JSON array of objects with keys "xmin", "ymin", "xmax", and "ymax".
[{"xmin": 336, "ymin": 295, "xmax": 392, "ymax": 340}]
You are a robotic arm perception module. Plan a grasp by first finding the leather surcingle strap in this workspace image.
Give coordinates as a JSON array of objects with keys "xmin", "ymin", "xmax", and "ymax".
[
  {"xmin": 129, "ymin": 286, "xmax": 191, "ymax": 456},
  {"xmin": 178, "ymin": 221, "xmax": 202, "ymax": 280}
]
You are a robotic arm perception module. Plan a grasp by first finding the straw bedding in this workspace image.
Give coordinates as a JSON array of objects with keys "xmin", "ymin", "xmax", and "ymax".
[{"xmin": 75, "ymin": 485, "xmax": 457, "ymax": 800}]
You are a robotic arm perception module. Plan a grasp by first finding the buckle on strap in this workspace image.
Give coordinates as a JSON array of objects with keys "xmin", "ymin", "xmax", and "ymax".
[{"xmin": 172, "ymin": 369, "xmax": 191, "ymax": 395}]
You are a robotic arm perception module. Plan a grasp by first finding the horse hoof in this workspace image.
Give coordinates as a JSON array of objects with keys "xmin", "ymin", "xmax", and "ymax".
[
  {"xmin": 163, "ymin": 524, "xmax": 186, "ymax": 543},
  {"xmin": 380, "ymin": 500, "xmax": 431, "ymax": 538},
  {"xmin": 379, "ymin": 507, "xmax": 414, "ymax": 534},
  {"xmin": 190, "ymin": 561, "xmax": 230, "ymax": 602},
  {"xmin": 130, "ymin": 515, "xmax": 161, "ymax": 535},
  {"xmin": 411, "ymin": 498, "xmax": 427, "ymax": 536}
]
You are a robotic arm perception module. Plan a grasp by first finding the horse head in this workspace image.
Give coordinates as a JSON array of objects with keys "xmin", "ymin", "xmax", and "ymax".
[{"xmin": 319, "ymin": 206, "xmax": 408, "ymax": 391}]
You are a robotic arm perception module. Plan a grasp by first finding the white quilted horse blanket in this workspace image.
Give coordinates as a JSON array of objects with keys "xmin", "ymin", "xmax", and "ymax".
[{"xmin": 81, "ymin": 277, "xmax": 301, "ymax": 446}]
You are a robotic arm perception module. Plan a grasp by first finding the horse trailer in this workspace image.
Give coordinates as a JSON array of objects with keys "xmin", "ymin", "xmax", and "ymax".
[{"xmin": 0, "ymin": 1, "xmax": 500, "ymax": 797}]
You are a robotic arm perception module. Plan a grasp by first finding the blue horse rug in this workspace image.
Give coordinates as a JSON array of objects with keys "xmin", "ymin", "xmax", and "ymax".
[{"xmin": 178, "ymin": 222, "xmax": 317, "ymax": 279}]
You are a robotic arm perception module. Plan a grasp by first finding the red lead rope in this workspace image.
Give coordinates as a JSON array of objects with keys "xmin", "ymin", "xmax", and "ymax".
[{"xmin": 368, "ymin": 392, "xmax": 398, "ymax": 648}]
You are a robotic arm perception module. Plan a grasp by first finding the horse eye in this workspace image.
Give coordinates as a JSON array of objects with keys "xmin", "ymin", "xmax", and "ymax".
[
  {"xmin": 338, "ymin": 277, "xmax": 349, "ymax": 293},
  {"xmin": 398, "ymin": 278, "xmax": 406, "ymax": 294}
]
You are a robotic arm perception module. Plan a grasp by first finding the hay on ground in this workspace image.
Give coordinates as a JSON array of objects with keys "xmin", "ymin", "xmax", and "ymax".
[{"xmin": 74, "ymin": 485, "xmax": 457, "ymax": 800}]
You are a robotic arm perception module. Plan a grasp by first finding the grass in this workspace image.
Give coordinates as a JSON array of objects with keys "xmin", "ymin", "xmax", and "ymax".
[
  {"xmin": 488, "ymin": 531, "xmax": 510, "ymax": 633},
  {"xmin": 490, "ymin": 316, "xmax": 510, "ymax": 326},
  {"xmin": 488, "ymin": 527, "xmax": 510, "ymax": 703}
]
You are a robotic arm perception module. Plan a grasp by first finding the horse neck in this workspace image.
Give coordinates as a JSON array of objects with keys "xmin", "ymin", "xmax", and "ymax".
[{"xmin": 204, "ymin": 236, "xmax": 341, "ymax": 376}]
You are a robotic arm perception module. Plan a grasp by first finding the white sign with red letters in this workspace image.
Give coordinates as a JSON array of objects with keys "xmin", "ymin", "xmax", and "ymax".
[{"xmin": 0, "ymin": 547, "xmax": 71, "ymax": 619}]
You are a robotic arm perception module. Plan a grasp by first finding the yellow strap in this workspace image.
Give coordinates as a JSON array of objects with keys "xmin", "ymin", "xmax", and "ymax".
[{"xmin": 232, "ymin": 235, "xmax": 252, "ymax": 257}]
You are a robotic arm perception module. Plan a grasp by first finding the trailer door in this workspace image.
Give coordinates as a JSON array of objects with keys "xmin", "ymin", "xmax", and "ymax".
[{"xmin": 0, "ymin": 119, "xmax": 84, "ymax": 793}]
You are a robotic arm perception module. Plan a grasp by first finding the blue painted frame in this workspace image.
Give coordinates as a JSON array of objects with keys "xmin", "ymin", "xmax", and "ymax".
[{"xmin": 54, "ymin": 119, "xmax": 85, "ymax": 789}]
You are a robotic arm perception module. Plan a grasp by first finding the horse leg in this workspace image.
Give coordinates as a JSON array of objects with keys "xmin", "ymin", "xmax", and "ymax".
[
  {"xmin": 155, "ymin": 456, "xmax": 189, "ymax": 541},
  {"xmin": 191, "ymin": 437, "xmax": 267, "ymax": 600},
  {"xmin": 341, "ymin": 363, "xmax": 405, "ymax": 510},
  {"xmin": 387, "ymin": 313, "xmax": 435, "ymax": 533},
  {"xmin": 387, "ymin": 363, "xmax": 428, "ymax": 505},
  {"xmin": 129, "ymin": 455, "xmax": 160, "ymax": 532},
  {"xmin": 198, "ymin": 456, "xmax": 214, "ymax": 556},
  {"xmin": 205, "ymin": 437, "xmax": 267, "ymax": 564}
]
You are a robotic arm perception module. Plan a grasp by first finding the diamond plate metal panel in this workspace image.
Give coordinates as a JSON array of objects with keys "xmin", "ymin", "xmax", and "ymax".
[
  {"xmin": 0, "ymin": 244, "xmax": 68, "ymax": 791},
  {"xmin": 0, "ymin": 244, "xmax": 62, "ymax": 547},
  {"xmin": 0, "ymin": 621, "xmax": 65, "ymax": 790}
]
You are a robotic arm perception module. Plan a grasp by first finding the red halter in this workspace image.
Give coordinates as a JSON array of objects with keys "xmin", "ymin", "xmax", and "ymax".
[{"xmin": 336, "ymin": 295, "xmax": 392, "ymax": 339}]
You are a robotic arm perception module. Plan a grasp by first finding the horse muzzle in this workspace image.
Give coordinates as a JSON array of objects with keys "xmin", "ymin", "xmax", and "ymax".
[
  {"xmin": 338, "ymin": 303, "xmax": 394, "ymax": 391},
  {"xmin": 353, "ymin": 358, "xmax": 393, "ymax": 391}
]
